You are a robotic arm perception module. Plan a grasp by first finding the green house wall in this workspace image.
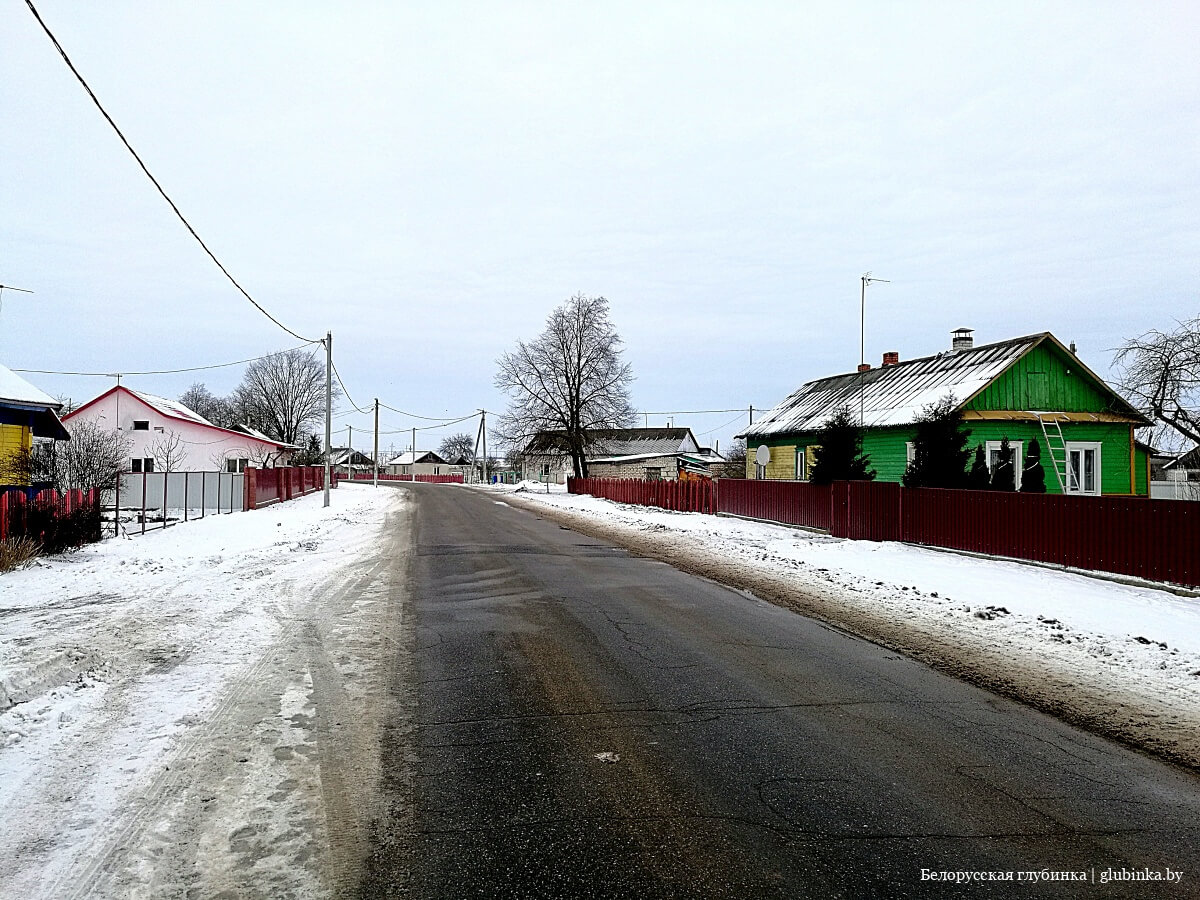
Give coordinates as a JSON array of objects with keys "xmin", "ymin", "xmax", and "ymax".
[
  {"xmin": 747, "ymin": 421, "xmax": 1142, "ymax": 495},
  {"xmin": 964, "ymin": 343, "xmax": 1118, "ymax": 414}
]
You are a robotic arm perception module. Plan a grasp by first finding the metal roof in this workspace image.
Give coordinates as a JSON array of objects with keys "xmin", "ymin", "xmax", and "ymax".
[
  {"xmin": 0, "ymin": 364, "xmax": 61, "ymax": 409},
  {"xmin": 743, "ymin": 333, "xmax": 1058, "ymax": 438},
  {"xmin": 527, "ymin": 428, "xmax": 699, "ymax": 457}
]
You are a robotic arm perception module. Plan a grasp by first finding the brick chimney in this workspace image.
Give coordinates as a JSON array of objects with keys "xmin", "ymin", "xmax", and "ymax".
[
  {"xmin": 882, "ymin": 351, "xmax": 899, "ymax": 367},
  {"xmin": 951, "ymin": 327, "xmax": 974, "ymax": 351},
  {"xmin": 857, "ymin": 363, "xmax": 871, "ymax": 372}
]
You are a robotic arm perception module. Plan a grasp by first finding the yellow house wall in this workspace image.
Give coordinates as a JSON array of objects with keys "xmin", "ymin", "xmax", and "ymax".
[
  {"xmin": 745, "ymin": 443, "xmax": 799, "ymax": 479},
  {"xmin": 1, "ymin": 424, "xmax": 33, "ymax": 485}
]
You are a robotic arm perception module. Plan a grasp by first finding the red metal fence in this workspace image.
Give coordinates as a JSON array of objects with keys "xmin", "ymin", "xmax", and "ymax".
[
  {"xmin": 568, "ymin": 477, "xmax": 716, "ymax": 514},
  {"xmin": 244, "ymin": 466, "xmax": 332, "ymax": 510},
  {"xmin": 1, "ymin": 487, "xmax": 102, "ymax": 550},
  {"xmin": 349, "ymin": 473, "xmax": 465, "ymax": 484},
  {"xmin": 567, "ymin": 477, "xmax": 1200, "ymax": 587}
]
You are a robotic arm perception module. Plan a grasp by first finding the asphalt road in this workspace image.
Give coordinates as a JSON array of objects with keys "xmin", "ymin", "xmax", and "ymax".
[{"xmin": 360, "ymin": 484, "xmax": 1200, "ymax": 899}]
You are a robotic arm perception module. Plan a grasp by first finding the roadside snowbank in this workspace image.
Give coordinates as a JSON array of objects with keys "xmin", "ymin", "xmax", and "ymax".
[
  {"xmin": 484, "ymin": 484, "xmax": 1200, "ymax": 769},
  {"xmin": 0, "ymin": 485, "xmax": 406, "ymax": 898}
]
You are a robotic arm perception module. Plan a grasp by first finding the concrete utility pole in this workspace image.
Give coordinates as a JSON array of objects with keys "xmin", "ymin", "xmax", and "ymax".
[
  {"xmin": 749, "ymin": 405, "xmax": 754, "ymax": 426},
  {"xmin": 859, "ymin": 273, "xmax": 890, "ymax": 426},
  {"xmin": 411, "ymin": 427, "xmax": 416, "ymax": 472},
  {"xmin": 348, "ymin": 425, "xmax": 353, "ymax": 479},
  {"xmin": 472, "ymin": 412, "xmax": 482, "ymax": 487},
  {"xmin": 373, "ymin": 398, "xmax": 379, "ymax": 488},
  {"xmin": 323, "ymin": 332, "xmax": 332, "ymax": 508}
]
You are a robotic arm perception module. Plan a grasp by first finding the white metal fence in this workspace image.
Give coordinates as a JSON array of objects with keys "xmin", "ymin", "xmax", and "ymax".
[{"xmin": 103, "ymin": 471, "xmax": 245, "ymax": 535}]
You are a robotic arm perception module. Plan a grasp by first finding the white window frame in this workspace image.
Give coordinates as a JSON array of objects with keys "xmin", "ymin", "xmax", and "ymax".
[
  {"xmin": 905, "ymin": 441, "xmax": 916, "ymax": 467},
  {"xmin": 795, "ymin": 447, "xmax": 806, "ymax": 481},
  {"xmin": 1064, "ymin": 442, "xmax": 1102, "ymax": 496},
  {"xmin": 985, "ymin": 440, "xmax": 1023, "ymax": 490}
]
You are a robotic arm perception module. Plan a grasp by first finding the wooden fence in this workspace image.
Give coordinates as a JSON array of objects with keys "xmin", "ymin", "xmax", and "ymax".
[{"xmin": 568, "ymin": 477, "xmax": 1200, "ymax": 588}]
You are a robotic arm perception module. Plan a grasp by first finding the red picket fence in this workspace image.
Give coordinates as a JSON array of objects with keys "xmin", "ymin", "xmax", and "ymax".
[
  {"xmin": 1, "ymin": 487, "xmax": 102, "ymax": 550},
  {"xmin": 568, "ymin": 477, "xmax": 717, "ymax": 514},
  {"xmin": 349, "ymin": 473, "xmax": 464, "ymax": 484},
  {"xmin": 244, "ymin": 466, "xmax": 331, "ymax": 510},
  {"xmin": 567, "ymin": 476, "xmax": 1200, "ymax": 587}
]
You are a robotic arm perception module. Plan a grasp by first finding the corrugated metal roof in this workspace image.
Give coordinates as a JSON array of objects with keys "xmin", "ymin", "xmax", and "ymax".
[
  {"xmin": 527, "ymin": 428, "xmax": 699, "ymax": 456},
  {"xmin": 128, "ymin": 389, "xmax": 215, "ymax": 427},
  {"xmin": 743, "ymin": 334, "xmax": 1045, "ymax": 438}
]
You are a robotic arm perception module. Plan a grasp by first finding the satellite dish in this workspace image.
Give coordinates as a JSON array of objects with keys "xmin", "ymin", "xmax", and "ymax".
[{"xmin": 755, "ymin": 445, "xmax": 771, "ymax": 466}]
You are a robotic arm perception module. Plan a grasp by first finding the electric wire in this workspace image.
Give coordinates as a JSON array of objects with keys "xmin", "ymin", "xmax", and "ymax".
[
  {"xmin": 12, "ymin": 341, "xmax": 321, "ymax": 378},
  {"xmin": 698, "ymin": 410, "xmax": 747, "ymax": 438},
  {"xmin": 24, "ymin": 0, "xmax": 318, "ymax": 344},
  {"xmin": 329, "ymin": 358, "xmax": 372, "ymax": 415},
  {"xmin": 379, "ymin": 402, "xmax": 476, "ymax": 421}
]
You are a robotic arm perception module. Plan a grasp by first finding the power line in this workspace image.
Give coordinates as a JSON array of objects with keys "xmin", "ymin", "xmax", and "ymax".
[
  {"xmin": 12, "ymin": 341, "xmax": 321, "ymax": 377},
  {"xmin": 379, "ymin": 401, "xmax": 476, "ymax": 422},
  {"xmin": 24, "ymin": 0, "xmax": 318, "ymax": 344},
  {"xmin": 329, "ymin": 358, "xmax": 372, "ymax": 415},
  {"xmin": 636, "ymin": 408, "xmax": 757, "ymax": 416}
]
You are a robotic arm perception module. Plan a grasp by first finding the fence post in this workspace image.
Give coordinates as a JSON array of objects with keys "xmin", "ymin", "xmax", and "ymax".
[
  {"xmin": 1, "ymin": 490, "xmax": 7, "ymax": 542},
  {"xmin": 245, "ymin": 467, "xmax": 257, "ymax": 511}
]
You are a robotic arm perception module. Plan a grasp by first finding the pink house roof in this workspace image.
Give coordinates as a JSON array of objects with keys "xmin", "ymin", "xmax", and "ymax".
[{"xmin": 63, "ymin": 385, "xmax": 290, "ymax": 449}]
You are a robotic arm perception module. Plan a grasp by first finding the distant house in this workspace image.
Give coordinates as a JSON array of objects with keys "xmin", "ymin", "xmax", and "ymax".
[
  {"xmin": 384, "ymin": 450, "xmax": 451, "ymax": 477},
  {"xmin": 0, "ymin": 364, "xmax": 70, "ymax": 485},
  {"xmin": 63, "ymin": 386, "xmax": 294, "ymax": 473},
  {"xmin": 1153, "ymin": 445, "xmax": 1200, "ymax": 500},
  {"xmin": 524, "ymin": 427, "xmax": 713, "ymax": 482},
  {"xmin": 741, "ymin": 330, "xmax": 1152, "ymax": 496},
  {"xmin": 329, "ymin": 447, "xmax": 377, "ymax": 475}
]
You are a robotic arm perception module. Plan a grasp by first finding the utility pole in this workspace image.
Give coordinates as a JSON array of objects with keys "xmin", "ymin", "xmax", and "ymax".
[
  {"xmin": 323, "ymin": 332, "xmax": 332, "ymax": 508},
  {"xmin": 373, "ymin": 398, "xmax": 379, "ymax": 488},
  {"xmin": 411, "ymin": 427, "xmax": 416, "ymax": 470},
  {"xmin": 749, "ymin": 405, "xmax": 754, "ymax": 426},
  {"xmin": 348, "ymin": 424, "xmax": 352, "ymax": 479},
  {"xmin": 472, "ymin": 412, "xmax": 482, "ymax": 487}
]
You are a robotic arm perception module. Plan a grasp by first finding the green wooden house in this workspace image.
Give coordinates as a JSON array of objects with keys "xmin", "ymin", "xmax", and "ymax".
[{"xmin": 741, "ymin": 330, "xmax": 1152, "ymax": 496}]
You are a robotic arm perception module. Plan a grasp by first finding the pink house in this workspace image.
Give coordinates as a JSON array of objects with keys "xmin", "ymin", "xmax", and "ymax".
[{"xmin": 64, "ymin": 386, "xmax": 295, "ymax": 473}]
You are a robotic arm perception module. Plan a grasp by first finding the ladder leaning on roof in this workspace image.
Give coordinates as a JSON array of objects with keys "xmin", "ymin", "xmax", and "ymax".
[{"xmin": 1034, "ymin": 412, "xmax": 1068, "ymax": 491}]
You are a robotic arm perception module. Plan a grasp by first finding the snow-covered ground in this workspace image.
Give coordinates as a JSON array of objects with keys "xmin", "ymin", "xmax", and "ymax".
[
  {"xmin": 0, "ymin": 484, "xmax": 408, "ymax": 898},
  {"xmin": 484, "ymin": 482, "xmax": 1200, "ymax": 769}
]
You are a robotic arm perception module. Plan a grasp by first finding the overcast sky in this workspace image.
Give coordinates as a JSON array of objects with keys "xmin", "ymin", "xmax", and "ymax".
[{"xmin": 2, "ymin": 2, "xmax": 1197, "ymax": 455}]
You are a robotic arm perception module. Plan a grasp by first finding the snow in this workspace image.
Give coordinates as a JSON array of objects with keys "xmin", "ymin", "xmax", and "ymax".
[
  {"xmin": 0, "ymin": 363, "xmax": 60, "ymax": 407},
  {"xmin": 479, "ymin": 482, "xmax": 1200, "ymax": 766},
  {"xmin": 0, "ymin": 484, "xmax": 406, "ymax": 898}
]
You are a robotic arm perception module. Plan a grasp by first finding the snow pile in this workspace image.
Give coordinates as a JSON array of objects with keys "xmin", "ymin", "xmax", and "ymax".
[
  {"xmin": 491, "ymin": 485, "xmax": 1200, "ymax": 768},
  {"xmin": 0, "ymin": 485, "xmax": 404, "ymax": 897}
]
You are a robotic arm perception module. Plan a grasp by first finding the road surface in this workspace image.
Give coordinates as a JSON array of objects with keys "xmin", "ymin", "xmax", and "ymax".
[{"xmin": 359, "ymin": 484, "xmax": 1200, "ymax": 898}]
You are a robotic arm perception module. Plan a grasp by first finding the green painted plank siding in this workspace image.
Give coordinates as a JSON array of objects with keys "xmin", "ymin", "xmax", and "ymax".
[
  {"xmin": 752, "ymin": 421, "xmax": 1138, "ymax": 494},
  {"xmin": 965, "ymin": 344, "xmax": 1114, "ymax": 413}
]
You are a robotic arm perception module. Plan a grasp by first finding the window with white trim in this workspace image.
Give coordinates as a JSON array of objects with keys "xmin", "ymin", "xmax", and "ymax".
[
  {"xmin": 131, "ymin": 457, "xmax": 154, "ymax": 473},
  {"xmin": 1065, "ymin": 442, "xmax": 1101, "ymax": 495},
  {"xmin": 795, "ymin": 445, "xmax": 818, "ymax": 481},
  {"xmin": 985, "ymin": 440, "xmax": 1023, "ymax": 490}
]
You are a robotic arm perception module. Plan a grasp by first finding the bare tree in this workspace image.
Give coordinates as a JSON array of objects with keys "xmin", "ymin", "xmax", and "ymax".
[
  {"xmin": 495, "ymin": 293, "xmax": 635, "ymax": 478},
  {"xmin": 1114, "ymin": 316, "xmax": 1200, "ymax": 451},
  {"xmin": 233, "ymin": 348, "xmax": 335, "ymax": 445},
  {"xmin": 54, "ymin": 420, "xmax": 131, "ymax": 493},
  {"xmin": 438, "ymin": 432, "xmax": 476, "ymax": 462},
  {"xmin": 150, "ymin": 430, "xmax": 186, "ymax": 472},
  {"xmin": 179, "ymin": 383, "xmax": 235, "ymax": 428},
  {"xmin": 715, "ymin": 438, "xmax": 748, "ymax": 478}
]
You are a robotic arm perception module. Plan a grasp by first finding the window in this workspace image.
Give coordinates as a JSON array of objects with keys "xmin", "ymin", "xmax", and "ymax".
[
  {"xmin": 1065, "ymin": 443, "xmax": 1101, "ymax": 495},
  {"xmin": 541, "ymin": 463, "xmax": 551, "ymax": 477},
  {"xmin": 795, "ymin": 446, "xmax": 818, "ymax": 481},
  {"xmin": 433, "ymin": 466, "xmax": 440, "ymax": 475},
  {"xmin": 905, "ymin": 441, "xmax": 917, "ymax": 467},
  {"xmin": 225, "ymin": 458, "xmax": 249, "ymax": 474},
  {"xmin": 985, "ymin": 440, "xmax": 1023, "ymax": 489},
  {"xmin": 132, "ymin": 457, "xmax": 154, "ymax": 473},
  {"xmin": 645, "ymin": 467, "xmax": 662, "ymax": 480},
  {"xmin": 132, "ymin": 420, "xmax": 150, "ymax": 431}
]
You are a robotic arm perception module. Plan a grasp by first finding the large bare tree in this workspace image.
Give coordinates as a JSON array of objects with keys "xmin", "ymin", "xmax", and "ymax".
[
  {"xmin": 47, "ymin": 420, "xmax": 131, "ymax": 493},
  {"xmin": 495, "ymin": 293, "xmax": 635, "ymax": 478},
  {"xmin": 233, "ymin": 348, "xmax": 334, "ymax": 445},
  {"xmin": 1114, "ymin": 315, "xmax": 1200, "ymax": 450},
  {"xmin": 438, "ymin": 432, "xmax": 476, "ymax": 462},
  {"xmin": 179, "ymin": 383, "xmax": 235, "ymax": 428}
]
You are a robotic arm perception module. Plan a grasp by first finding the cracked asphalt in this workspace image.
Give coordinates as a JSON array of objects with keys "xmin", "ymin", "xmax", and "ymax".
[{"xmin": 359, "ymin": 485, "xmax": 1200, "ymax": 898}]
